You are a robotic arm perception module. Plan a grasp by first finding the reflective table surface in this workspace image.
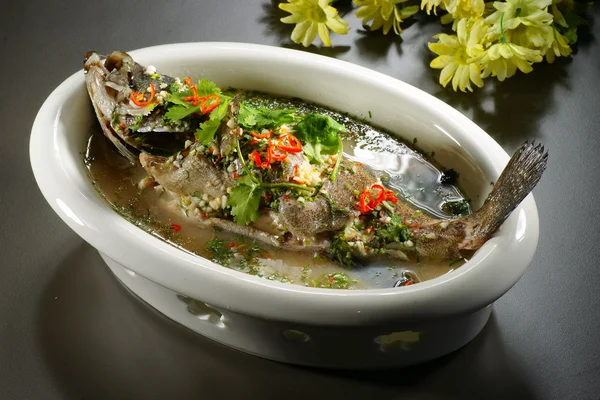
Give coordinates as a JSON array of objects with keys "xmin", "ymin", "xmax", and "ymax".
[{"xmin": 1, "ymin": 1, "xmax": 599, "ymax": 399}]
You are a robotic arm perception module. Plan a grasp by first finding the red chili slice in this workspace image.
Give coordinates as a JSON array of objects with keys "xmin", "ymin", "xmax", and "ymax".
[
  {"xmin": 358, "ymin": 189, "xmax": 374, "ymax": 214},
  {"xmin": 199, "ymin": 94, "xmax": 220, "ymax": 114},
  {"xmin": 277, "ymin": 134, "xmax": 303, "ymax": 153},
  {"xmin": 130, "ymin": 83, "xmax": 156, "ymax": 107},
  {"xmin": 268, "ymin": 143, "xmax": 287, "ymax": 162},
  {"xmin": 250, "ymin": 131, "xmax": 272, "ymax": 139},
  {"xmin": 369, "ymin": 184, "xmax": 386, "ymax": 208}
]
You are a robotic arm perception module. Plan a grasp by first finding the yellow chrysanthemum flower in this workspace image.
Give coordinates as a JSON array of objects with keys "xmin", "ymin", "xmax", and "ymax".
[
  {"xmin": 421, "ymin": 0, "xmax": 444, "ymax": 15},
  {"xmin": 421, "ymin": 0, "xmax": 484, "ymax": 22},
  {"xmin": 472, "ymin": 42, "xmax": 543, "ymax": 81},
  {"xmin": 545, "ymin": 26, "xmax": 572, "ymax": 63},
  {"xmin": 354, "ymin": 0, "xmax": 419, "ymax": 35},
  {"xmin": 279, "ymin": 0, "xmax": 349, "ymax": 47},
  {"xmin": 515, "ymin": 26, "xmax": 554, "ymax": 51},
  {"xmin": 444, "ymin": 0, "xmax": 486, "ymax": 20},
  {"xmin": 485, "ymin": 0, "xmax": 554, "ymax": 36},
  {"xmin": 428, "ymin": 18, "xmax": 487, "ymax": 92}
]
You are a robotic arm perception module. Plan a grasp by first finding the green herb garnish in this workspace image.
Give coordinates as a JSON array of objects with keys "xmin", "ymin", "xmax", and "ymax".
[
  {"xmin": 294, "ymin": 113, "xmax": 345, "ymax": 165},
  {"xmin": 228, "ymin": 176, "xmax": 263, "ymax": 226},
  {"xmin": 329, "ymin": 233, "xmax": 354, "ymax": 268},
  {"xmin": 165, "ymin": 79, "xmax": 223, "ymax": 122},
  {"xmin": 444, "ymin": 199, "xmax": 470, "ymax": 216},
  {"xmin": 195, "ymin": 99, "xmax": 230, "ymax": 145},
  {"xmin": 206, "ymin": 237, "xmax": 234, "ymax": 266},
  {"xmin": 372, "ymin": 215, "xmax": 412, "ymax": 247},
  {"xmin": 238, "ymin": 104, "xmax": 296, "ymax": 130}
]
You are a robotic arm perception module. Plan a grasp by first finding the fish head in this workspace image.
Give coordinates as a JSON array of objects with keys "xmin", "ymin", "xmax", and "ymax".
[{"xmin": 83, "ymin": 51, "xmax": 193, "ymax": 162}]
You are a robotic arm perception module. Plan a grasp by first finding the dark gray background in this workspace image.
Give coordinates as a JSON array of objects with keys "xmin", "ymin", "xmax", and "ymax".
[{"xmin": 2, "ymin": 1, "xmax": 599, "ymax": 399}]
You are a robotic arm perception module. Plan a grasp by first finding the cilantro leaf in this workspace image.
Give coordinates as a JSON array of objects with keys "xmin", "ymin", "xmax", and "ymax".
[
  {"xmin": 165, "ymin": 105, "xmax": 200, "ymax": 121},
  {"xmin": 239, "ymin": 104, "xmax": 295, "ymax": 129},
  {"xmin": 195, "ymin": 119, "xmax": 222, "ymax": 145},
  {"xmin": 167, "ymin": 92, "xmax": 193, "ymax": 106},
  {"xmin": 229, "ymin": 181, "xmax": 262, "ymax": 225},
  {"xmin": 165, "ymin": 79, "xmax": 223, "ymax": 121},
  {"xmin": 256, "ymin": 109, "xmax": 295, "ymax": 128},
  {"xmin": 196, "ymin": 79, "xmax": 222, "ymax": 97},
  {"xmin": 294, "ymin": 114, "xmax": 344, "ymax": 164},
  {"xmin": 210, "ymin": 96, "xmax": 231, "ymax": 121},
  {"xmin": 238, "ymin": 105, "xmax": 256, "ymax": 127},
  {"xmin": 193, "ymin": 95, "xmax": 232, "ymax": 145}
]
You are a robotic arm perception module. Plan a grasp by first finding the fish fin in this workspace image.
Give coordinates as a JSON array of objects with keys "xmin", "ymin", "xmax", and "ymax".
[{"xmin": 461, "ymin": 141, "xmax": 548, "ymax": 249}]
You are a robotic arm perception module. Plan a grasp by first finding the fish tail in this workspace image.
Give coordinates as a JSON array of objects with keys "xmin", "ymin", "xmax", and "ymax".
[{"xmin": 460, "ymin": 141, "xmax": 548, "ymax": 250}]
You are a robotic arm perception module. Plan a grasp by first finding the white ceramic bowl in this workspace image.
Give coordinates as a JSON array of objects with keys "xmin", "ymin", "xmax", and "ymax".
[{"xmin": 30, "ymin": 42, "xmax": 539, "ymax": 369}]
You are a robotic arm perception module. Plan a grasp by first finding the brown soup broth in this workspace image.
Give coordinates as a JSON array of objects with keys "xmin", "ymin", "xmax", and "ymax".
[{"xmin": 85, "ymin": 91, "xmax": 471, "ymax": 289}]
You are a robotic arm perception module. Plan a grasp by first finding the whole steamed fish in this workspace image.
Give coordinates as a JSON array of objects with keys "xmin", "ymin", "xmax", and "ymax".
[{"xmin": 83, "ymin": 50, "xmax": 548, "ymax": 266}]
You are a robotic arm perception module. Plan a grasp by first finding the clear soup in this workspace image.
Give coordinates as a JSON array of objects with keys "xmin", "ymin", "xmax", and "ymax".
[{"xmin": 86, "ymin": 92, "xmax": 471, "ymax": 289}]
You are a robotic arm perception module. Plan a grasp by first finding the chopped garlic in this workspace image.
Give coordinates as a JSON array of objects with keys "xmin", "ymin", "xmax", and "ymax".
[{"xmin": 144, "ymin": 65, "xmax": 157, "ymax": 75}]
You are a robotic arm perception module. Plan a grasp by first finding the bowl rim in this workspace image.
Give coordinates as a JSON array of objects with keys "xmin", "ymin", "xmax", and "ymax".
[{"xmin": 30, "ymin": 42, "xmax": 539, "ymax": 326}]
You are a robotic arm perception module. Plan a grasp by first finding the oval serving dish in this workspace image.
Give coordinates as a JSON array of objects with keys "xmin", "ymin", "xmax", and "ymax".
[{"xmin": 30, "ymin": 42, "xmax": 539, "ymax": 369}]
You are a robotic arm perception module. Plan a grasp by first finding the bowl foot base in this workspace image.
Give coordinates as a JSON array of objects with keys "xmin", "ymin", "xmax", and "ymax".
[{"xmin": 102, "ymin": 252, "xmax": 492, "ymax": 369}]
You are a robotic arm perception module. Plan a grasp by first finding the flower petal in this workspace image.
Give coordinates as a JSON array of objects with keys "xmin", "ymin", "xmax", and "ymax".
[
  {"xmin": 440, "ymin": 63, "xmax": 458, "ymax": 87},
  {"xmin": 451, "ymin": 64, "xmax": 464, "ymax": 92},
  {"xmin": 382, "ymin": 14, "xmax": 394, "ymax": 34},
  {"xmin": 381, "ymin": 2, "xmax": 394, "ymax": 20},
  {"xmin": 499, "ymin": 44, "xmax": 513, "ymax": 59},
  {"xmin": 302, "ymin": 22, "xmax": 319, "ymax": 47},
  {"xmin": 325, "ymin": 16, "xmax": 349, "ymax": 34},
  {"xmin": 318, "ymin": 23, "xmax": 332, "ymax": 46},
  {"xmin": 428, "ymin": 41, "xmax": 457, "ymax": 56},
  {"xmin": 469, "ymin": 63, "xmax": 484, "ymax": 88},
  {"xmin": 430, "ymin": 55, "xmax": 454, "ymax": 69},
  {"xmin": 356, "ymin": 5, "xmax": 378, "ymax": 19},
  {"xmin": 513, "ymin": 57, "xmax": 533, "ymax": 73},
  {"xmin": 496, "ymin": 59, "xmax": 508, "ymax": 81},
  {"xmin": 281, "ymin": 14, "xmax": 306, "ymax": 24},
  {"xmin": 279, "ymin": 3, "xmax": 301, "ymax": 14},
  {"xmin": 291, "ymin": 20, "xmax": 311, "ymax": 44}
]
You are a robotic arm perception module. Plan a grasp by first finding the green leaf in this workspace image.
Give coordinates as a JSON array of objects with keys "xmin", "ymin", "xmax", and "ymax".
[
  {"xmin": 238, "ymin": 104, "xmax": 295, "ymax": 129},
  {"xmin": 229, "ymin": 182, "xmax": 262, "ymax": 225},
  {"xmin": 209, "ymin": 96, "xmax": 231, "ymax": 121},
  {"xmin": 196, "ymin": 79, "xmax": 222, "ymax": 97},
  {"xmin": 193, "ymin": 95, "xmax": 232, "ymax": 144},
  {"xmin": 167, "ymin": 92, "xmax": 193, "ymax": 106},
  {"xmin": 556, "ymin": 3, "xmax": 591, "ymax": 45},
  {"xmin": 236, "ymin": 175, "xmax": 256, "ymax": 186},
  {"xmin": 195, "ymin": 118, "xmax": 222, "ymax": 145},
  {"xmin": 256, "ymin": 108, "xmax": 296, "ymax": 128},
  {"xmin": 238, "ymin": 105, "xmax": 258, "ymax": 128},
  {"xmin": 294, "ymin": 114, "xmax": 344, "ymax": 164},
  {"xmin": 165, "ymin": 79, "xmax": 223, "ymax": 121},
  {"xmin": 165, "ymin": 105, "xmax": 200, "ymax": 121}
]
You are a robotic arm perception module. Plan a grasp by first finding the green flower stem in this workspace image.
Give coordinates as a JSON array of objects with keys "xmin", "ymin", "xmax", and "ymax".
[{"xmin": 500, "ymin": 12, "xmax": 506, "ymax": 44}]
